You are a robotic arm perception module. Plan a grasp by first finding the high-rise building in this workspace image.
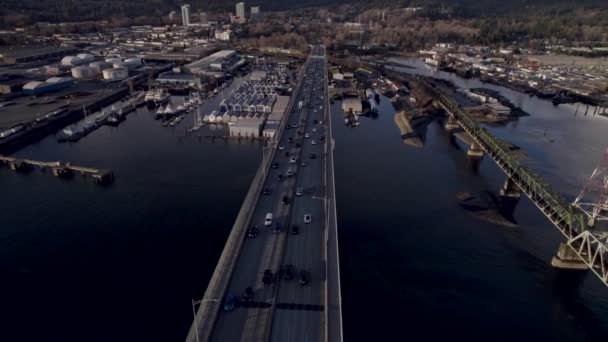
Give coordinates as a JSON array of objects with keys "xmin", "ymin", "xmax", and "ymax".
[
  {"xmin": 181, "ymin": 4, "xmax": 190, "ymax": 27},
  {"xmin": 199, "ymin": 11, "xmax": 208, "ymax": 25},
  {"xmin": 235, "ymin": 2, "xmax": 246, "ymax": 24},
  {"xmin": 251, "ymin": 6, "xmax": 260, "ymax": 16}
]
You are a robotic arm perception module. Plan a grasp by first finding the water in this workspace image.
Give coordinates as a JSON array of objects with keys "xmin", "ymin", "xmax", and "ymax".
[
  {"xmin": 2, "ymin": 60, "xmax": 608, "ymax": 341},
  {"xmin": 0, "ymin": 99, "xmax": 261, "ymax": 341},
  {"xmin": 336, "ymin": 59, "xmax": 608, "ymax": 341}
]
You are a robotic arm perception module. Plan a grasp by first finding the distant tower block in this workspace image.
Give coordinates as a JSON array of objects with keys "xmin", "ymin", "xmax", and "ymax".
[
  {"xmin": 573, "ymin": 147, "xmax": 608, "ymax": 227},
  {"xmin": 181, "ymin": 4, "xmax": 191, "ymax": 26}
]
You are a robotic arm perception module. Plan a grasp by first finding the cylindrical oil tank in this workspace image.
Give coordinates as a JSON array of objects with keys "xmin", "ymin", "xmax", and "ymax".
[
  {"xmin": 102, "ymin": 67, "xmax": 128, "ymax": 81},
  {"xmin": 105, "ymin": 57, "xmax": 122, "ymax": 64},
  {"xmin": 89, "ymin": 61, "xmax": 112, "ymax": 73},
  {"xmin": 71, "ymin": 66, "xmax": 97, "ymax": 79}
]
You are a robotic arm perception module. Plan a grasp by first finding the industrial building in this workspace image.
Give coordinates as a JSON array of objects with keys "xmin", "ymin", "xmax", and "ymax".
[
  {"xmin": 185, "ymin": 50, "xmax": 244, "ymax": 77},
  {"xmin": 0, "ymin": 74, "xmax": 31, "ymax": 94},
  {"xmin": 342, "ymin": 97, "xmax": 363, "ymax": 114},
  {"xmin": 22, "ymin": 77, "xmax": 74, "ymax": 95},
  {"xmin": 157, "ymin": 71, "xmax": 201, "ymax": 88},
  {"xmin": 0, "ymin": 46, "xmax": 78, "ymax": 64}
]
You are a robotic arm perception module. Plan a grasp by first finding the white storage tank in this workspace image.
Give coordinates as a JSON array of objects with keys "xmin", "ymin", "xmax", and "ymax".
[
  {"xmin": 71, "ymin": 66, "xmax": 98, "ymax": 79},
  {"xmin": 61, "ymin": 56, "xmax": 83, "ymax": 66},
  {"xmin": 76, "ymin": 53, "xmax": 94, "ymax": 63},
  {"xmin": 102, "ymin": 67, "xmax": 128, "ymax": 81},
  {"xmin": 89, "ymin": 61, "xmax": 112, "ymax": 73},
  {"xmin": 105, "ymin": 57, "xmax": 122, "ymax": 64}
]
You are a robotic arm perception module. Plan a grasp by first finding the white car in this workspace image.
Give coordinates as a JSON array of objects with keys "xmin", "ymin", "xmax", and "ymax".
[
  {"xmin": 304, "ymin": 133, "xmax": 310, "ymax": 139},
  {"xmin": 290, "ymin": 157, "xmax": 297, "ymax": 164},
  {"xmin": 296, "ymin": 188, "xmax": 303, "ymax": 196},
  {"xmin": 304, "ymin": 214, "xmax": 312, "ymax": 224},
  {"xmin": 279, "ymin": 145, "xmax": 285, "ymax": 150},
  {"xmin": 265, "ymin": 213, "xmax": 273, "ymax": 227},
  {"xmin": 312, "ymin": 128, "xmax": 317, "ymax": 133},
  {"xmin": 311, "ymin": 140, "xmax": 317, "ymax": 145}
]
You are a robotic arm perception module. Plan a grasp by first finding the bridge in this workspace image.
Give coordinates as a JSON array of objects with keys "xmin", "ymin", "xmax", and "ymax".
[
  {"xmin": 423, "ymin": 80, "xmax": 608, "ymax": 286},
  {"xmin": 185, "ymin": 45, "xmax": 343, "ymax": 342}
]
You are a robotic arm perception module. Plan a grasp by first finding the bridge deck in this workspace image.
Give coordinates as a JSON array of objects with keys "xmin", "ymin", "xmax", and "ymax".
[{"xmin": 186, "ymin": 46, "xmax": 342, "ymax": 342}]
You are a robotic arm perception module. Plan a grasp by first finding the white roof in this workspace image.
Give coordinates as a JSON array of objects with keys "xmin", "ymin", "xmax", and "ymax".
[{"xmin": 23, "ymin": 81, "xmax": 44, "ymax": 90}]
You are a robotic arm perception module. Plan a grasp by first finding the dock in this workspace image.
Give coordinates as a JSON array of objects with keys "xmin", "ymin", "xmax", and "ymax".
[{"xmin": 0, "ymin": 155, "xmax": 114, "ymax": 184}]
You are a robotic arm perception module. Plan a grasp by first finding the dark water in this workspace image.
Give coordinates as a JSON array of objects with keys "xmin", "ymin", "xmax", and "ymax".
[
  {"xmin": 0, "ymin": 102, "xmax": 260, "ymax": 341},
  {"xmin": 2, "ymin": 58, "xmax": 608, "ymax": 342},
  {"xmin": 337, "ymin": 59, "xmax": 608, "ymax": 341}
]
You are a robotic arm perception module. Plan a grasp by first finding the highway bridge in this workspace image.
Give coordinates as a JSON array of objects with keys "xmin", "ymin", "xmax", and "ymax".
[
  {"xmin": 186, "ymin": 45, "xmax": 343, "ymax": 342},
  {"xmin": 423, "ymin": 81, "xmax": 608, "ymax": 287}
]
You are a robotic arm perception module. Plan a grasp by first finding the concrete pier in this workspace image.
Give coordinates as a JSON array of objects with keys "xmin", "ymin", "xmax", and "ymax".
[
  {"xmin": 444, "ymin": 116, "xmax": 459, "ymax": 131},
  {"xmin": 0, "ymin": 156, "xmax": 114, "ymax": 184},
  {"xmin": 499, "ymin": 177, "xmax": 521, "ymax": 199},
  {"xmin": 467, "ymin": 141, "xmax": 484, "ymax": 158},
  {"xmin": 551, "ymin": 243, "xmax": 588, "ymax": 270}
]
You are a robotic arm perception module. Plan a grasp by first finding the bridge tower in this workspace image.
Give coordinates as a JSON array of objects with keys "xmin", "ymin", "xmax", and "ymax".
[{"xmin": 572, "ymin": 147, "xmax": 608, "ymax": 227}]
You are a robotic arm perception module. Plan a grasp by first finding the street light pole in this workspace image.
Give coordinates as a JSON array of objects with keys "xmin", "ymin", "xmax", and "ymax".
[{"xmin": 191, "ymin": 299, "xmax": 201, "ymax": 342}]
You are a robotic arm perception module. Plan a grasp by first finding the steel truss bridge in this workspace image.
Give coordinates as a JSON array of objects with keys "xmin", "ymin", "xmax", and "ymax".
[{"xmin": 423, "ymin": 81, "xmax": 608, "ymax": 286}]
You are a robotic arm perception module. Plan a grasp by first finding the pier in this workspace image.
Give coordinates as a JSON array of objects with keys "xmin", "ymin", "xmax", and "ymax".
[{"xmin": 0, "ymin": 155, "xmax": 114, "ymax": 184}]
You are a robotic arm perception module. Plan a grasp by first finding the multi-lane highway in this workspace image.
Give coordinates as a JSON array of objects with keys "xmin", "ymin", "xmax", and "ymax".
[{"xmin": 188, "ymin": 45, "xmax": 338, "ymax": 342}]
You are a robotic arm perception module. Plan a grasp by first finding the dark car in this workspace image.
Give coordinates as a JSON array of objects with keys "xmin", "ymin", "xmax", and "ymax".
[
  {"xmin": 224, "ymin": 294, "xmax": 237, "ymax": 311},
  {"xmin": 241, "ymin": 287, "xmax": 254, "ymax": 303},
  {"xmin": 271, "ymin": 162, "xmax": 279, "ymax": 169},
  {"xmin": 282, "ymin": 265, "xmax": 294, "ymax": 280},
  {"xmin": 263, "ymin": 269, "xmax": 273, "ymax": 286},
  {"xmin": 313, "ymin": 119, "xmax": 318, "ymax": 124},
  {"xmin": 288, "ymin": 137, "xmax": 294, "ymax": 143},
  {"xmin": 298, "ymin": 270, "xmax": 309, "ymax": 286},
  {"xmin": 247, "ymin": 225, "xmax": 258, "ymax": 238},
  {"xmin": 273, "ymin": 223, "xmax": 281, "ymax": 234},
  {"xmin": 295, "ymin": 143, "xmax": 301, "ymax": 148},
  {"xmin": 263, "ymin": 188, "xmax": 271, "ymax": 195},
  {"xmin": 291, "ymin": 225, "xmax": 299, "ymax": 235},
  {"xmin": 285, "ymin": 151, "xmax": 290, "ymax": 157},
  {"xmin": 310, "ymin": 153, "xmax": 317, "ymax": 159},
  {"xmin": 278, "ymin": 174, "xmax": 284, "ymax": 182},
  {"xmin": 281, "ymin": 195, "xmax": 290, "ymax": 205},
  {"xmin": 320, "ymin": 135, "xmax": 325, "ymax": 141}
]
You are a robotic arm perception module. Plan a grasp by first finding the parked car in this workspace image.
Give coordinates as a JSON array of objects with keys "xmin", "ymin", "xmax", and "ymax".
[
  {"xmin": 291, "ymin": 225, "xmax": 299, "ymax": 235},
  {"xmin": 304, "ymin": 214, "xmax": 312, "ymax": 224}
]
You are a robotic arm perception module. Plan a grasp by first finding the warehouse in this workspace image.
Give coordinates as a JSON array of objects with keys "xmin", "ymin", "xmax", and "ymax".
[
  {"xmin": 229, "ymin": 118, "xmax": 263, "ymax": 138},
  {"xmin": 22, "ymin": 77, "xmax": 74, "ymax": 95},
  {"xmin": 0, "ymin": 46, "xmax": 78, "ymax": 64}
]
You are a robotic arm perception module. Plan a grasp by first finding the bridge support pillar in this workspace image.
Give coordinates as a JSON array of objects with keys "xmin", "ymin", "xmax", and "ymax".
[
  {"xmin": 550, "ymin": 243, "xmax": 587, "ymax": 270},
  {"xmin": 444, "ymin": 116, "xmax": 459, "ymax": 131},
  {"xmin": 499, "ymin": 177, "xmax": 521, "ymax": 199},
  {"xmin": 467, "ymin": 142, "xmax": 484, "ymax": 158}
]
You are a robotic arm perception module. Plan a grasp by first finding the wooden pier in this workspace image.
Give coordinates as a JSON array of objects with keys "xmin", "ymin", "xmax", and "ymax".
[{"xmin": 0, "ymin": 155, "xmax": 114, "ymax": 184}]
